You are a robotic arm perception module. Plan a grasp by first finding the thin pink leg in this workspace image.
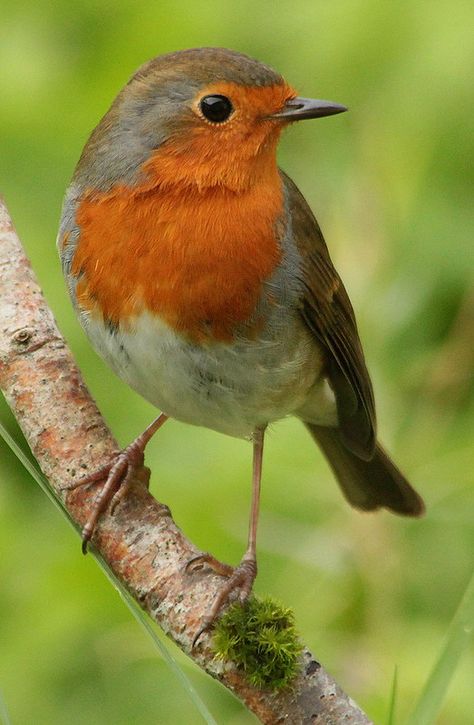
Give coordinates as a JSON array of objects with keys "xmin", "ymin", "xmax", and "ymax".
[
  {"xmin": 189, "ymin": 426, "xmax": 266, "ymax": 645},
  {"xmin": 245, "ymin": 425, "xmax": 265, "ymax": 565}
]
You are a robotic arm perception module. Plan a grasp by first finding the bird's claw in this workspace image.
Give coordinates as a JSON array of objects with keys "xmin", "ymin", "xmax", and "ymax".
[
  {"xmin": 185, "ymin": 553, "xmax": 234, "ymax": 577},
  {"xmin": 63, "ymin": 444, "xmax": 149, "ymax": 553},
  {"xmin": 60, "ymin": 452, "xmax": 121, "ymax": 491},
  {"xmin": 186, "ymin": 554, "xmax": 257, "ymax": 647}
]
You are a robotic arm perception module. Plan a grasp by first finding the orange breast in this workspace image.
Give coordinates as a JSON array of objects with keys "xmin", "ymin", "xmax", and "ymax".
[{"xmin": 72, "ymin": 157, "xmax": 284, "ymax": 342}]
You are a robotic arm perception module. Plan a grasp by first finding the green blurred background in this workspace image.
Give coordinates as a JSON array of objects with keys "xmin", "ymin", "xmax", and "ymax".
[{"xmin": 1, "ymin": 1, "xmax": 473, "ymax": 723}]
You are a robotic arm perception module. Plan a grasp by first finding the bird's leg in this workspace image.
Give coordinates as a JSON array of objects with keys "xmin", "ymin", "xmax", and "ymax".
[
  {"xmin": 62, "ymin": 412, "xmax": 169, "ymax": 552},
  {"xmin": 188, "ymin": 426, "xmax": 266, "ymax": 645}
]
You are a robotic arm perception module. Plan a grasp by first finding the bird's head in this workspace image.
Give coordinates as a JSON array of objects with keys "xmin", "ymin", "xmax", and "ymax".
[{"xmin": 75, "ymin": 48, "xmax": 346, "ymax": 194}]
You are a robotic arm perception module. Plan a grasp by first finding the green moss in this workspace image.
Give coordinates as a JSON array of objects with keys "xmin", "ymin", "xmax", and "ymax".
[{"xmin": 212, "ymin": 597, "xmax": 303, "ymax": 690}]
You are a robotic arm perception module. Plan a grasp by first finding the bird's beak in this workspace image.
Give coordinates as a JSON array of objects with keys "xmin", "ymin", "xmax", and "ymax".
[{"xmin": 269, "ymin": 96, "xmax": 348, "ymax": 122}]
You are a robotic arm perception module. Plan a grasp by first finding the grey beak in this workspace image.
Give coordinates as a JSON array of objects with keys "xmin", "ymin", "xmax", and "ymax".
[{"xmin": 269, "ymin": 96, "xmax": 348, "ymax": 121}]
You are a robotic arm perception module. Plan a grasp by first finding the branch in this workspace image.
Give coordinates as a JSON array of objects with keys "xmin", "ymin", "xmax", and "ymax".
[{"xmin": 0, "ymin": 197, "xmax": 372, "ymax": 724}]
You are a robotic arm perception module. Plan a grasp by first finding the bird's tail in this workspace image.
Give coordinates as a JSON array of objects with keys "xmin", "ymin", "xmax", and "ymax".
[{"xmin": 305, "ymin": 423, "xmax": 424, "ymax": 516}]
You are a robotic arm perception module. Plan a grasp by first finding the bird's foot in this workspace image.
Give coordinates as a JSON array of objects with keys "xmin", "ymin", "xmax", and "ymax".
[
  {"xmin": 61, "ymin": 439, "xmax": 151, "ymax": 553},
  {"xmin": 186, "ymin": 553, "xmax": 257, "ymax": 646}
]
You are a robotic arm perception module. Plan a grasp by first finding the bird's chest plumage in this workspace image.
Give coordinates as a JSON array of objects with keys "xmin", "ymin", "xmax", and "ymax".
[
  {"xmin": 62, "ymin": 176, "xmax": 325, "ymax": 436},
  {"xmin": 69, "ymin": 177, "xmax": 283, "ymax": 343}
]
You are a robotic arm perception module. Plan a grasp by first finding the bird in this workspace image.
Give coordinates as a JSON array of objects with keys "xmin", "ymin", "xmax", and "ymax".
[{"xmin": 58, "ymin": 47, "xmax": 424, "ymax": 638}]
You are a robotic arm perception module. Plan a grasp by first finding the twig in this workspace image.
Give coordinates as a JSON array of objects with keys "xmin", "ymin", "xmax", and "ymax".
[{"xmin": 0, "ymin": 196, "xmax": 372, "ymax": 724}]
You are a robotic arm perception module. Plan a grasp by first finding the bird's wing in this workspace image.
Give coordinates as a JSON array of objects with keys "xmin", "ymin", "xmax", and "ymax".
[{"xmin": 281, "ymin": 170, "xmax": 376, "ymax": 460}]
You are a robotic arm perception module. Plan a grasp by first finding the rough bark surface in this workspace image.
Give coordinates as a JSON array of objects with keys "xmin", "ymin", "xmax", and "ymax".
[{"xmin": 0, "ymin": 197, "xmax": 372, "ymax": 724}]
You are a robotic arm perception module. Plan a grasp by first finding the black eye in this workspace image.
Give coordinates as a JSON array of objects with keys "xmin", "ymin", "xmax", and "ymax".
[{"xmin": 199, "ymin": 95, "xmax": 233, "ymax": 123}]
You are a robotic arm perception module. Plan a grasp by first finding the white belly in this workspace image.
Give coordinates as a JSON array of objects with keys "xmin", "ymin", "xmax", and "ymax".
[{"xmin": 83, "ymin": 311, "xmax": 336, "ymax": 437}]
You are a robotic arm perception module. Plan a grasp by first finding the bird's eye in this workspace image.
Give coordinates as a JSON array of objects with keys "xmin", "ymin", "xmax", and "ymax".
[{"xmin": 199, "ymin": 95, "xmax": 233, "ymax": 123}]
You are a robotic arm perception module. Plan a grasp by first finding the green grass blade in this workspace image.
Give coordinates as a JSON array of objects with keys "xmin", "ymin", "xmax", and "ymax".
[
  {"xmin": 0, "ymin": 421, "xmax": 217, "ymax": 725},
  {"xmin": 386, "ymin": 665, "xmax": 398, "ymax": 725},
  {"xmin": 0, "ymin": 688, "xmax": 12, "ymax": 725},
  {"xmin": 407, "ymin": 569, "xmax": 474, "ymax": 725},
  {"xmin": 0, "ymin": 421, "xmax": 71, "ymax": 520},
  {"xmin": 118, "ymin": 585, "xmax": 218, "ymax": 725}
]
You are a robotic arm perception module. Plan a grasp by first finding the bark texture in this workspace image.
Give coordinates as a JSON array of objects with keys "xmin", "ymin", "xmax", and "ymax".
[{"xmin": 0, "ymin": 197, "xmax": 372, "ymax": 724}]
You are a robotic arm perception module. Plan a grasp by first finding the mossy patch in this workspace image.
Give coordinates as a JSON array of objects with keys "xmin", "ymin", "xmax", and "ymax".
[{"xmin": 212, "ymin": 597, "xmax": 303, "ymax": 690}]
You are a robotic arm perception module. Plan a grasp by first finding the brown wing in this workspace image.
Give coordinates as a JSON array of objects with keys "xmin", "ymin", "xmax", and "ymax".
[{"xmin": 282, "ymin": 170, "xmax": 376, "ymax": 460}]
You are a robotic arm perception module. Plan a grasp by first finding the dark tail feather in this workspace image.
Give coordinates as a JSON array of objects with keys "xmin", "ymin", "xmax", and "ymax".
[{"xmin": 306, "ymin": 424, "xmax": 424, "ymax": 517}]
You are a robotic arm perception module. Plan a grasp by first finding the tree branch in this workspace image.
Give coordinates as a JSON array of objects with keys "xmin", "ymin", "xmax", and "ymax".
[{"xmin": 0, "ymin": 197, "xmax": 372, "ymax": 724}]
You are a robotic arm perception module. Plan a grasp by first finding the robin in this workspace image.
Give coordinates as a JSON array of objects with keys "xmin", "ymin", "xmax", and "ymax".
[{"xmin": 58, "ymin": 47, "xmax": 424, "ymax": 637}]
